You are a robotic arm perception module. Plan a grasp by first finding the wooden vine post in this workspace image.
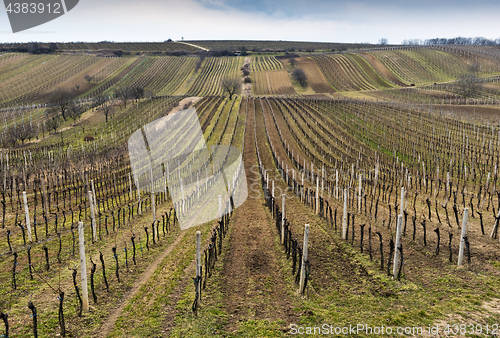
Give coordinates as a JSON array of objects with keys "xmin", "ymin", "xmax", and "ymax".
[
  {"xmin": 281, "ymin": 194, "xmax": 285, "ymax": 244},
  {"xmin": 358, "ymin": 174, "xmax": 362, "ymax": 213},
  {"xmin": 393, "ymin": 215, "xmax": 403, "ymax": 279},
  {"xmin": 136, "ymin": 179, "xmax": 142, "ymax": 215},
  {"xmin": 78, "ymin": 221, "xmax": 89, "ymax": 312},
  {"xmin": 400, "ymin": 187, "xmax": 405, "ymax": 217},
  {"xmin": 151, "ymin": 191, "xmax": 156, "ymax": 222},
  {"xmin": 42, "ymin": 175, "xmax": 48, "ymax": 216},
  {"xmin": 321, "ymin": 166, "xmax": 325, "ymax": 196},
  {"xmin": 490, "ymin": 208, "xmax": 500, "ymax": 239},
  {"xmin": 335, "ymin": 169, "xmax": 339, "ymax": 199},
  {"xmin": 128, "ymin": 173, "xmax": 133, "ymax": 200},
  {"xmin": 446, "ymin": 172, "xmax": 450, "ymax": 204},
  {"xmin": 91, "ymin": 179, "xmax": 97, "ymax": 211},
  {"xmin": 88, "ymin": 191, "xmax": 97, "ymax": 242},
  {"xmin": 150, "ymin": 167, "xmax": 156, "ymax": 223},
  {"xmin": 458, "ymin": 208, "xmax": 469, "ymax": 266},
  {"xmin": 218, "ymin": 194, "xmax": 222, "ymax": 220},
  {"xmin": 195, "ymin": 231, "xmax": 201, "ymax": 307},
  {"xmin": 23, "ymin": 191, "xmax": 32, "ymax": 242},
  {"xmin": 315, "ymin": 177, "xmax": 319, "ymax": 214},
  {"xmin": 342, "ymin": 189, "xmax": 348, "ymax": 240},
  {"xmin": 299, "ymin": 224, "xmax": 310, "ymax": 294},
  {"xmin": 180, "ymin": 178, "xmax": 185, "ymax": 214},
  {"xmin": 164, "ymin": 173, "xmax": 168, "ymax": 198}
]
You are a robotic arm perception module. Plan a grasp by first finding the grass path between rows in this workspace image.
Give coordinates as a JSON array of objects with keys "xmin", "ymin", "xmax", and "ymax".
[{"xmin": 97, "ymin": 231, "xmax": 186, "ymax": 337}]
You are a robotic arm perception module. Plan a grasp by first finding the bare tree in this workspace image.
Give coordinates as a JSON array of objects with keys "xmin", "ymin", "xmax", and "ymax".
[
  {"xmin": 68, "ymin": 102, "xmax": 85, "ymax": 125},
  {"xmin": 292, "ymin": 68, "xmax": 308, "ymax": 88},
  {"xmin": 379, "ymin": 38, "xmax": 388, "ymax": 45},
  {"xmin": 457, "ymin": 63, "xmax": 482, "ymax": 99},
  {"xmin": 45, "ymin": 115, "xmax": 61, "ymax": 133},
  {"xmin": 84, "ymin": 75, "xmax": 93, "ymax": 84},
  {"xmin": 92, "ymin": 94, "xmax": 107, "ymax": 109},
  {"xmin": 241, "ymin": 64, "xmax": 250, "ymax": 77},
  {"xmin": 1, "ymin": 128, "xmax": 16, "ymax": 147},
  {"xmin": 131, "ymin": 87, "xmax": 145, "ymax": 101},
  {"xmin": 114, "ymin": 86, "xmax": 133, "ymax": 108},
  {"xmin": 80, "ymin": 121, "xmax": 88, "ymax": 135},
  {"xmin": 15, "ymin": 122, "xmax": 35, "ymax": 144},
  {"xmin": 94, "ymin": 95, "xmax": 112, "ymax": 122},
  {"xmin": 289, "ymin": 58, "xmax": 298, "ymax": 67},
  {"xmin": 6, "ymin": 122, "xmax": 35, "ymax": 145},
  {"xmin": 49, "ymin": 89, "xmax": 72, "ymax": 121},
  {"xmin": 101, "ymin": 100, "xmax": 112, "ymax": 123},
  {"xmin": 27, "ymin": 43, "xmax": 39, "ymax": 54},
  {"xmin": 49, "ymin": 43, "xmax": 57, "ymax": 53},
  {"xmin": 221, "ymin": 77, "xmax": 240, "ymax": 100}
]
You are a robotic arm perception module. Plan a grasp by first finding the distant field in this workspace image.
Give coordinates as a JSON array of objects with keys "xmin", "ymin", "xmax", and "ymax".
[
  {"xmin": 183, "ymin": 40, "xmax": 375, "ymax": 52},
  {"xmin": 0, "ymin": 45, "xmax": 499, "ymax": 107}
]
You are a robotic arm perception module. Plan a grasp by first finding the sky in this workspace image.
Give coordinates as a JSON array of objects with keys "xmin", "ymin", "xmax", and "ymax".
[{"xmin": 1, "ymin": 0, "xmax": 500, "ymax": 44}]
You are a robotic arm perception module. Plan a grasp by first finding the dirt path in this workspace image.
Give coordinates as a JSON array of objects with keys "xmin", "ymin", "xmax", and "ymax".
[
  {"xmin": 98, "ymin": 230, "xmax": 186, "ymax": 338},
  {"xmin": 176, "ymin": 41, "xmax": 209, "ymax": 51},
  {"xmin": 242, "ymin": 57, "xmax": 252, "ymax": 96},
  {"xmin": 221, "ymin": 98, "xmax": 297, "ymax": 332}
]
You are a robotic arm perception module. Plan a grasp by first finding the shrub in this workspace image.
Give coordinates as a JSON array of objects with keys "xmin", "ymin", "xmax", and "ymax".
[{"xmin": 292, "ymin": 68, "xmax": 308, "ymax": 88}]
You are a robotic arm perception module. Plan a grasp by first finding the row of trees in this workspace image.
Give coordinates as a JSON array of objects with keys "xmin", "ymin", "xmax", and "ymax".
[
  {"xmin": 402, "ymin": 36, "xmax": 500, "ymax": 46},
  {"xmin": 2, "ymin": 84, "xmax": 148, "ymax": 147},
  {"xmin": 0, "ymin": 42, "xmax": 58, "ymax": 54}
]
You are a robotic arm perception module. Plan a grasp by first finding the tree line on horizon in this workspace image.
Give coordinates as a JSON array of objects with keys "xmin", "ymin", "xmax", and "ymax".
[{"xmin": 402, "ymin": 36, "xmax": 500, "ymax": 46}]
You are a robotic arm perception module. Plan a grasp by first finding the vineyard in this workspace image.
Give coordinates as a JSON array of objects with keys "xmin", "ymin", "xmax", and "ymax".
[{"xmin": 1, "ymin": 42, "xmax": 500, "ymax": 337}]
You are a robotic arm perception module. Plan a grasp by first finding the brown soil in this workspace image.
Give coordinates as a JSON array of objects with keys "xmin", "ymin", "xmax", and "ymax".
[
  {"xmin": 430, "ymin": 104, "xmax": 500, "ymax": 120},
  {"xmin": 275, "ymin": 54, "xmax": 300, "ymax": 60},
  {"xmin": 313, "ymin": 55, "xmax": 360, "ymax": 91},
  {"xmin": 482, "ymin": 83, "xmax": 500, "ymax": 91},
  {"xmin": 45, "ymin": 58, "xmax": 119, "ymax": 95},
  {"xmin": 221, "ymin": 98, "xmax": 298, "ymax": 332},
  {"xmin": 296, "ymin": 57, "xmax": 336, "ymax": 94},
  {"xmin": 253, "ymin": 71, "xmax": 296, "ymax": 96},
  {"xmin": 360, "ymin": 52, "xmax": 408, "ymax": 87}
]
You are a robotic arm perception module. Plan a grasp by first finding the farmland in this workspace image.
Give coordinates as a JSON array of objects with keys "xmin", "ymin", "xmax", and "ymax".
[{"xmin": 1, "ymin": 42, "xmax": 500, "ymax": 337}]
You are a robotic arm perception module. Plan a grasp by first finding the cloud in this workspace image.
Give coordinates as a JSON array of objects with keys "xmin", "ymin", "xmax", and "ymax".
[{"xmin": 0, "ymin": 0, "xmax": 499, "ymax": 43}]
